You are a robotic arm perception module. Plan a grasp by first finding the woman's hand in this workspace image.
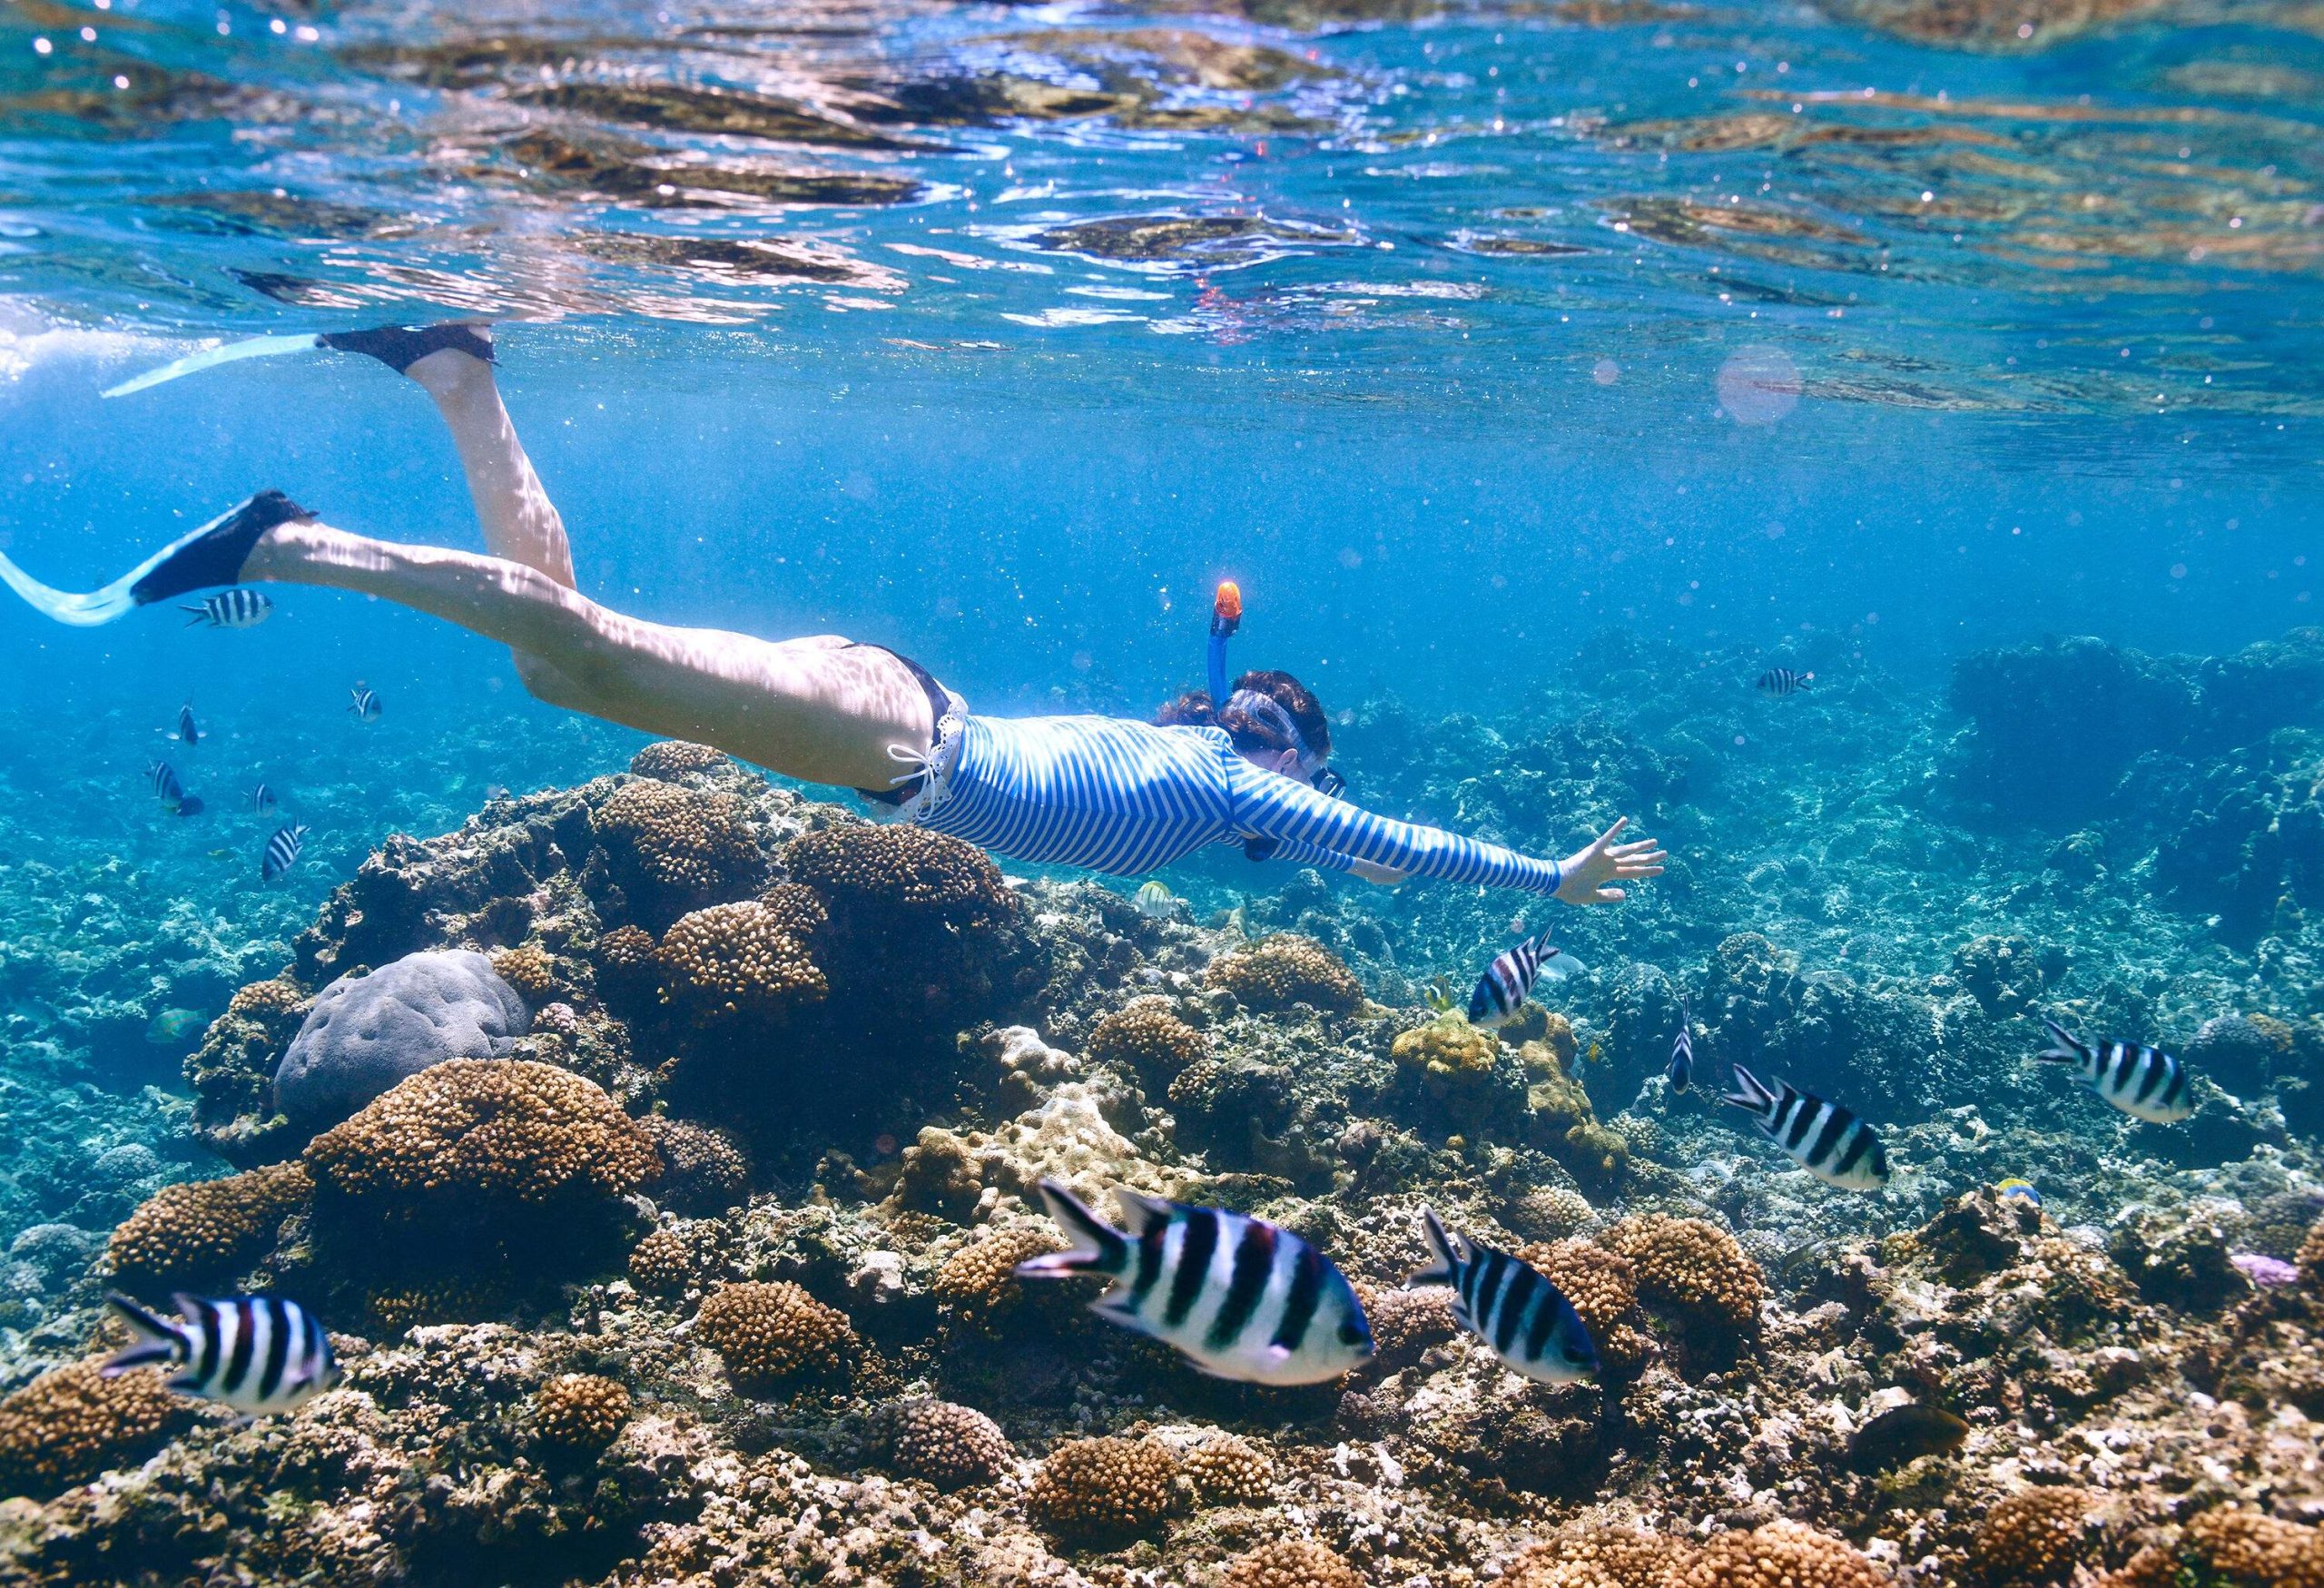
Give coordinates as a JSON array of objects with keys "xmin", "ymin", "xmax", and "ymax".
[{"xmin": 1555, "ymin": 817, "xmax": 1667, "ymax": 906}]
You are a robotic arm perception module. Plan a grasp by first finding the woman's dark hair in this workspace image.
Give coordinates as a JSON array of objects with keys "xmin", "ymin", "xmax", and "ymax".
[{"xmin": 1155, "ymin": 670, "xmax": 1332, "ymax": 762}]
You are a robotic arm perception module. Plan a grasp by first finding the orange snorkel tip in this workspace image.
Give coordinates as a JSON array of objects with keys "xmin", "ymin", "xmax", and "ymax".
[{"xmin": 1214, "ymin": 580, "xmax": 1243, "ymax": 634}]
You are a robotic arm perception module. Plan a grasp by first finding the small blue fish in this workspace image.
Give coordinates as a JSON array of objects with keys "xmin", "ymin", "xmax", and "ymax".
[
  {"xmin": 348, "ymin": 686, "xmax": 381, "ymax": 723},
  {"xmin": 1996, "ymin": 1178, "xmax": 2041, "ymax": 1208},
  {"xmin": 1668, "ymin": 1003, "xmax": 1693, "ymax": 1093},
  {"xmin": 248, "ymin": 782, "xmax": 276, "ymax": 814},
  {"xmin": 174, "ymin": 703, "xmax": 200, "ymax": 745},
  {"xmin": 1468, "ymin": 931, "xmax": 1558, "ymax": 1030},
  {"xmin": 261, "ymin": 823, "xmax": 308, "ymax": 883},
  {"xmin": 103, "ymin": 1292, "xmax": 339, "ymax": 1415},
  {"xmin": 182, "ymin": 588, "xmax": 272, "ymax": 629}
]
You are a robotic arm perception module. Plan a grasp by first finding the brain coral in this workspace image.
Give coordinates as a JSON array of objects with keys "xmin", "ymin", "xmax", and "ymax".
[
  {"xmin": 637, "ymin": 1116, "xmax": 751, "ymax": 1212},
  {"xmin": 785, "ymin": 824, "xmax": 1012, "ymax": 925},
  {"xmin": 0, "ymin": 1362, "xmax": 189, "ymax": 1500},
  {"xmin": 629, "ymin": 740, "xmax": 729, "ymax": 780},
  {"xmin": 1221, "ymin": 1539, "xmax": 1365, "ymax": 1588},
  {"xmin": 883, "ymin": 1397, "xmax": 1015, "ymax": 1490},
  {"xmin": 1674, "ymin": 1520, "xmax": 1888, "ymax": 1588},
  {"xmin": 697, "ymin": 1281, "xmax": 857, "ymax": 1393},
  {"xmin": 305, "ymin": 1059, "xmax": 657, "ymax": 1210},
  {"xmin": 2183, "ymin": 1507, "xmax": 2324, "ymax": 1585},
  {"xmin": 1029, "ymin": 1435, "xmax": 1180, "ymax": 1544},
  {"xmin": 1182, "ymin": 1433, "xmax": 1275, "ymax": 1506},
  {"xmin": 1972, "ymin": 1488, "xmax": 2094, "ymax": 1587},
  {"xmin": 107, "ymin": 1160, "xmax": 313, "ymax": 1287},
  {"xmin": 656, "ymin": 895, "xmax": 829, "ymax": 1024},
  {"xmin": 1609, "ymin": 1215, "xmax": 1766, "ymax": 1332},
  {"xmin": 1206, "ymin": 934, "xmax": 1364, "ymax": 1013},
  {"xmin": 1087, "ymin": 999, "xmax": 1206, "ymax": 1079},
  {"xmin": 534, "ymin": 1374, "xmax": 632, "ymax": 1454},
  {"xmin": 596, "ymin": 779, "xmax": 765, "ymax": 914}
]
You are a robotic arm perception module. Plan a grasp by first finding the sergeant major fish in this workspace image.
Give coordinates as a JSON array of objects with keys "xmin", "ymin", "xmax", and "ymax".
[
  {"xmin": 1411, "ymin": 1208, "xmax": 1597, "ymax": 1385},
  {"xmin": 261, "ymin": 823, "xmax": 308, "ymax": 883},
  {"xmin": 1722, "ymin": 1064, "xmax": 1890, "ymax": 1190},
  {"xmin": 1668, "ymin": 1003, "xmax": 1694, "ymax": 1093},
  {"xmin": 147, "ymin": 760, "xmax": 201, "ymax": 816},
  {"xmin": 1757, "ymin": 667, "xmax": 1812, "ymax": 695},
  {"xmin": 348, "ymin": 685, "xmax": 382, "ymax": 723},
  {"xmin": 102, "ymin": 1292, "xmax": 339, "ymax": 1415},
  {"xmin": 1468, "ymin": 930, "xmax": 1560, "ymax": 1030},
  {"xmin": 181, "ymin": 587, "xmax": 272, "ymax": 628},
  {"xmin": 174, "ymin": 703, "xmax": 199, "ymax": 745},
  {"xmin": 248, "ymin": 782, "xmax": 276, "ymax": 814},
  {"xmin": 1016, "ymin": 1178, "xmax": 1374, "ymax": 1386},
  {"xmin": 2034, "ymin": 1015, "xmax": 2192, "ymax": 1123}
]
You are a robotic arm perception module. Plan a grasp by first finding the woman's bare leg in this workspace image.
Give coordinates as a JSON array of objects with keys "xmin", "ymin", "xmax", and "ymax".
[
  {"xmin": 241, "ymin": 519, "xmax": 935, "ymax": 793},
  {"xmin": 400, "ymin": 340, "xmax": 576, "ymax": 589}
]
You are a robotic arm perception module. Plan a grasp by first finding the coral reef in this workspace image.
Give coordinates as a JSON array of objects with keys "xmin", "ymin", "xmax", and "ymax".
[
  {"xmin": 593, "ymin": 779, "xmax": 767, "ymax": 926},
  {"xmin": 0, "ymin": 1363, "xmax": 189, "ymax": 1500},
  {"xmin": 880, "ymin": 1398, "xmax": 1014, "ymax": 1490},
  {"xmin": 1206, "ymin": 933, "xmax": 1364, "ymax": 1012},
  {"xmin": 1028, "ymin": 1435, "xmax": 1179, "ymax": 1544},
  {"xmin": 1972, "ymin": 1487, "xmax": 2095, "ymax": 1587},
  {"xmin": 1085, "ymin": 997, "xmax": 1206, "ymax": 1080},
  {"xmin": 696, "ymin": 1281, "xmax": 857, "ymax": 1393},
  {"xmin": 655, "ymin": 895, "xmax": 828, "ymax": 1025},
  {"xmin": 1221, "ymin": 1539, "xmax": 1366, "ymax": 1588},
  {"xmin": 627, "ymin": 740, "xmax": 730, "ymax": 781},
  {"xmin": 533, "ymin": 1374, "xmax": 633, "ymax": 1455},
  {"xmin": 1608, "ymin": 1214, "xmax": 1766, "ymax": 1334},
  {"xmin": 1676, "ymin": 1521, "xmax": 1888, "ymax": 1587},
  {"xmin": 1180, "ymin": 1432, "xmax": 1275, "ymax": 1505},
  {"xmin": 635, "ymin": 1115, "xmax": 750, "ymax": 1212},
  {"xmin": 105, "ymin": 1160, "xmax": 312, "ymax": 1288},
  {"xmin": 273, "ymin": 950, "xmax": 531, "ymax": 1134}
]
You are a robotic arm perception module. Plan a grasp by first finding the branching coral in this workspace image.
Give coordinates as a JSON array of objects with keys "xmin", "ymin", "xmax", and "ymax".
[
  {"xmin": 637, "ymin": 1116, "xmax": 751, "ymax": 1212},
  {"xmin": 628, "ymin": 1228, "xmax": 705, "ymax": 1296},
  {"xmin": 1029, "ymin": 1435, "xmax": 1180, "ymax": 1544},
  {"xmin": 1518, "ymin": 1238, "xmax": 1653, "ymax": 1371},
  {"xmin": 1087, "ymin": 998, "xmax": 1206, "ymax": 1080},
  {"xmin": 2182, "ymin": 1508, "xmax": 2324, "ymax": 1586},
  {"xmin": 106, "ymin": 1160, "xmax": 313, "ymax": 1287},
  {"xmin": 1971, "ymin": 1488, "xmax": 2094, "ymax": 1587},
  {"xmin": 1221, "ymin": 1539, "xmax": 1365, "ymax": 1588},
  {"xmin": 882, "ymin": 1398, "xmax": 1014, "ymax": 1490},
  {"xmin": 1182, "ymin": 1434, "xmax": 1274, "ymax": 1506},
  {"xmin": 596, "ymin": 779, "xmax": 765, "ymax": 916},
  {"xmin": 656, "ymin": 896, "xmax": 828, "ymax": 1024},
  {"xmin": 1504, "ymin": 1525, "xmax": 1694, "ymax": 1588},
  {"xmin": 1206, "ymin": 934, "xmax": 1364, "ymax": 1013},
  {"xmin": 0, "ymin": 1362, "xmax": 190, "ymax": 1500},
  {"xmin": 1673, "ymin": 1520, "xmax": 1888, "ymax": 1588},
  {"xmin": 533, "ymin": 1374, "xmax": 631, "ymax": 1454},
  {"xmin": 305, "ymin": 1059, "xmax": 657, "ymax": 1210},
  {"xmin": 629, "ymin": 740, "xmax": 730, "ymax": 780},
  {"xmin": 2299, "ymin": 1215, "xmax": 2324, "ymax": 1290},
  {"xmin": 697, "ymin": 1281, "xmax": 857, "ymax": 1393},
  {"xmin": 1608, "ymin": 1215, "xmax": 1766, "ymax": 1332}
]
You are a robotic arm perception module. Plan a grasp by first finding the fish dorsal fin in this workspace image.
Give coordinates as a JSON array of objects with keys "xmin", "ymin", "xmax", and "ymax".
[{"xmin": 1112, "ymin": 1187, "xmax": 1178, "ymax": 1236}]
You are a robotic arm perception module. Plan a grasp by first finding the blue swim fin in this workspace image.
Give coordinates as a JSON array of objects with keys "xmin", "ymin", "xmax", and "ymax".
[{"xmin": 103, "ymin": 332, "xmax": 326, "ymax": 399}]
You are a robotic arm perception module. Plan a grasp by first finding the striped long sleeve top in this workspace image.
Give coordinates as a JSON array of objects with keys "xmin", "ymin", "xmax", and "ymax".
[{"xmin": 915, "ymin": 714, "xmax": 1566, "ymax": 893}]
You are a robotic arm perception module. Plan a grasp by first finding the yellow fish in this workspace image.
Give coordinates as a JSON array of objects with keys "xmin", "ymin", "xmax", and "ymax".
[{"xmin": 1585, "ymin": 1041, "xmax": 1603, "ymax": 1065}]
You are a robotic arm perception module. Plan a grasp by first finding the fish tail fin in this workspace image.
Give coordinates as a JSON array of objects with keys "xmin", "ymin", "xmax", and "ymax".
[
  {"xmin": 180, "ymin": 606, "xmax": 210, "ymax": 626},
  {"xmin": 1407, "ymin": 1207, "xmax": 1462, "ymax": 1287},
  {"xmin": 1016, "ymin": 1179, "xmax": 1128, "ymax": 1278},
  {"xmin": 100, "ymin": 1293, "xmax": 185, "ymax": 1375},
  {"xmin": 2034, "ymin": 1015, "xmax": 2083, "ymax": 1063},
  {"xmin": 102, "ymin": 331, "xmax": 326, "ymax": 399},
  {"xmin": 1722, "ymin": 1063, "xmax": 1774, "ymax": 1116}
]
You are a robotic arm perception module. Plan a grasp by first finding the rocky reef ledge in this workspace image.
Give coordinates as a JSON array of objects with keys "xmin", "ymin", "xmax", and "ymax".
[{"xmin": 2, "ymin": 742, "xmax": 2321, "ymax": 1587}]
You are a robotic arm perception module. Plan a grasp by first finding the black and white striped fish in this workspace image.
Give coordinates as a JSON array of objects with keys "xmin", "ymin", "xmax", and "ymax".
[
  {"xmin": 2035, "ymin": 1016, "xmax": 2192, "ymax": 1123},
  {"xmin": 1016, "ymin": 1178, "xmax": 1374, "ymax": 1386},
  {"xmin": 102, "ymin": 1292, "xmax": 339, "ymax": 1415},
  {"xmin": 182, "ymin": 587, "xmax": 272, "ymax": 629},
  {"xmin": 248, "ymin": 782, "xmax": 276, "ymax": 814},
  {"xmin": 261, "ymin": 823, "xmax": 308, "ymax": 883},
  {"xmin": 348, "ymin": 686, "xmax": 381, "ymax": 723},
  {"xmin": 1757, "ymin": 667, "xmax": 1812, "ymax": 695},
  {"xmin": 1722, "ymin": 1064, "xmax": 1889, "ymax": 1190},
  {"xmin": 1668, "ymin": 1004, "xmax": 1694, "ymax": 1093},
  {"xmin": 149, "ymin": 760, "xmax": 187, "ymax": 812},
  {"xmin": 1410, "ymin": 1208, "xmax": 1597, "ymax": 1385},
  {"xmin": 174, "ymin": 702, "xmax": 200, "ymax": 745},
  {"xmin": 1467, "ymin": 930, "xmax": 1559, "ymax": 1030}
]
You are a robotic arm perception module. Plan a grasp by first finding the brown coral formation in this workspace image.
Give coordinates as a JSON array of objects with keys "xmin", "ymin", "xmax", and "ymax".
[
  {"xmin": 1028, "ymin": 1435, "xmax": 1179, "ymax": 1544},
  {"xmin": 629, "ymin": 740, "xmax": 729, "ymax": 780},
  {"xmin": 1206, "ymin": 934, "xmax": 1363, "ymax": 1013},
  {"xmin": 1086, "ymin": 998, "xmax": 1206, "ymax": 1080},
  {"xmin": 783, "ymin": 824, "xmax": 1011, "ymax": 926},
  {"xmin": 1221, "ymin": 1539, "xmax": 1365, "ymax": 1588},
  {"xmin": 656, "ymin": 897, "xmax": 829, "ymax": 1024},
  {"xmin": 106, "ymin": 1160, "xmax": 313, "ymax": 1287},
  {"xmin": 697, "ymin": 1281, "xmax": 857, "ymax": 1393},
  {"xmin": 1519, "ymin": 1237, "xmax": 1654, "ymax": 1371},
  {"xmin": 628, "ymin": 1228, "xmax": 702, "ymax": 1296},
  {"xmin": 533, "ymin": 1374, "xmax": 632, "ymax": 1454},
  {"xmin": 932, "ymin": 1224, "xmax": 1066, "ymax": 1324},
  {"xmin": 491, "ymin": 943, "xmax": 558, "ymax": 1002},
  {"xmin": 637, "ymin": 1115, "xmax": 750, "ymax": 1212},
  {"xmin": 0, "ymin": 1362, "xmax": 189, "ymax": 1500},
  {"xmin": 1182, "ymin": 1433, "xmax": 1274, "ymax": 1505},
  {"xmin": 1503, "ymin": 1525, "xmax": 1691, "ymax": 1588},
  {"xmin": 184, "ymin": 976, "xmax": 310, "ymax": 1159},
  {"xmin": 596, "ymin": 779, "xmax": 764, "ymax": 917},
  {"xmin": 882, "ymin": 1398, "xmax": 1014, "ymax": 1490},
  {"xmin": 1609, "ymin": 1214, "xmax": 1766, "ymax": 1332},
  {"xmin": 1972, "ymin": 1488, "xmax": 2094, "ymax": 1587},
  {"xmin": 2299, "ymin": 1215, "xmax": 2324, "ymax": 1289},
  {"xmin": 2181, "ymin": 1508, "xmax": 2324, "ymax": 1586},
  {"xmin": 1675, "ymin": 1520, "xmax": 1887, "ymax": 1588}
]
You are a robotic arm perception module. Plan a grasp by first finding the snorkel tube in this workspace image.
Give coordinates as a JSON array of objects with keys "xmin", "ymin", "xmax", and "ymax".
[{"xmin": 1208, "ymin": 579, "xmax": 1241, "ymax": 705}]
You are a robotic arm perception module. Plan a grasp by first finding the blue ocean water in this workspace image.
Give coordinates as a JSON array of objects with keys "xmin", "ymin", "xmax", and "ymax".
[{"xmin": 0, "ymin": 0, "xmax": 2316, "ymax": 1211}]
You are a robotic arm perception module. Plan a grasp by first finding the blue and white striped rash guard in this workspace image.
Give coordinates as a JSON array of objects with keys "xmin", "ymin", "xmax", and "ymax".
[{"xmin": 915, "ymin": 714, "xmax": 1566, "ymax": 893}]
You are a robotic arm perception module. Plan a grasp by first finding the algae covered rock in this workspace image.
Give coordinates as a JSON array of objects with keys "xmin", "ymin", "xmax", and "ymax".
[{"xmin": 273, "ymin": 950, "xmax": 530, "ymax": 1134}]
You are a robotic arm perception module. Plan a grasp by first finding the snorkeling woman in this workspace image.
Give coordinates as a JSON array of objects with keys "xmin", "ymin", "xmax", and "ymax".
[{"xmin": 0, "ymin": 324, "xmax": 1666, "ymax": 902}]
